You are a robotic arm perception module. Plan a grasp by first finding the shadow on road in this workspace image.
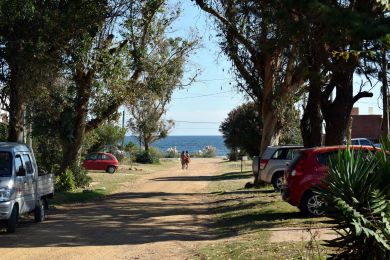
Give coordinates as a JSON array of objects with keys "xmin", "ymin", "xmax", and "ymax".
[{"xmin": 0, "ymin": 191, "xmax": 219, "ymax": 248}]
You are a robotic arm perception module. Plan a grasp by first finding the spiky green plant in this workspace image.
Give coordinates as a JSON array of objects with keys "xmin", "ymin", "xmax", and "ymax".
[{"xmin": 318, "ymin": 147, "xmax": 390, "ymax": 259}]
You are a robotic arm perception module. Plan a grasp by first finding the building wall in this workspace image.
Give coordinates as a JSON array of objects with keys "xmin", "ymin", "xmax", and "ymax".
[{"xmin": 351, "ymin": 115, "xmax": 382, "ymax": 141}]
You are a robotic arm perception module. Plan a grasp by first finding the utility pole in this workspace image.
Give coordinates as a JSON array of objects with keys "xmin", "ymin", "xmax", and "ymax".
[
  {"xmin": 381, "ymin": 46, "xmax": 389, "ymax": 139},
  {"xmin": 122, "ymin": 110, "xmax": 125, "ymax": 149}
]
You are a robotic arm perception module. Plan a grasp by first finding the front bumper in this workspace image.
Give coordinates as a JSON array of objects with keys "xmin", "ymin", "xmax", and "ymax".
[{"xmin": 0, "ymin": 201, "xmax": 13, "ymax": 220}]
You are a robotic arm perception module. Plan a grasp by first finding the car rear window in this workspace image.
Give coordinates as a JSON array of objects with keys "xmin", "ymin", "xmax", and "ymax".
[
  {"xmin": 271, "ymin": 148, "xmax": 300, "ymax": 160},
  {"xmin": 317, "ymin": 151, "xmax": 338, "ymax": 166},
  {"xmin": 271, "ymin": 149, "xmax": 288, "ymax": 159}
]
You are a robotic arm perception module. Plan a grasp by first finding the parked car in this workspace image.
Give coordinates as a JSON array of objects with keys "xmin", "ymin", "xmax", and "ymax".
[
  {"xmin": 350, "ymin": 138, "xmax": 375, "ymax": 146},
  {"xmin": 0, "ymin": 143, "xmax": 54, "ymax": 233},
  {"xmin": 282, "ymin": 145, "xmax": 377, "ymax": 216},
  {"xmin": 82, "ymin": 152, "xmax": 119, "ymax": 173},
  {"xmin": 252, "ymin": 145, "xmax": 303, "ymax": 191}
]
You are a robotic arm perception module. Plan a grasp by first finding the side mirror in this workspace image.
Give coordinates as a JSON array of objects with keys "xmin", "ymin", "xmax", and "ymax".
[{"xmin": 17, "ymin": 167, "xmax": 26, "ymax": 177}]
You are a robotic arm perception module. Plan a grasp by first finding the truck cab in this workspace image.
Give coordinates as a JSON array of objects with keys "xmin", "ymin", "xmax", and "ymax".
[{"xmin": 0, "ymin": 143, "xmax": 54, "ymax": 233}]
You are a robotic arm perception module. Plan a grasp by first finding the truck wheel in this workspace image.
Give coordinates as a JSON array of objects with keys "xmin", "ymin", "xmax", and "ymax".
[
  {"xmin": 6, "ymin": 205, "xmax": 19, "ymax": 233},
  {"xmin": 34, "ymin": 199, "xmax": 46, "ymax": 222},
  {"xmin": 106, "ymin": 166, "xmax": 116, "ymax": 174},
  {"xmin": 271, "ymin": 172, "xmax": 284, "ymax": 192},
  {"xmin": 301, "ymin": 191, "xmax": 325, "ymax": 216}
]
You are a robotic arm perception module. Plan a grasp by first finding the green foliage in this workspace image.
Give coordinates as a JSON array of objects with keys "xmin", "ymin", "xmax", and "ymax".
[
  {"xmin": 318, "ymin": 147, "xmax": 390, "ymax": 259},
  {"xmin": 219, "ymin": 102, "xmax": 262, "ymax": 156},
  {"xmin": 87, "ymin": 123, "xmax": 126, "ymax": 153},
  {"xmin": 55, "ymin": 169, "xmax": 75, "ymax": 192},
  {"xmin": 135, "ymin": 148, "xmax": 161, "ymax": 164},
  {"xmin": 227, "ymin": 149, "xmax": 240, "ymax": 161},
  {"xmin": 0, "ymin": 123, "xmax": 7, "ymax": 141},
  {"xmin": 33, "ymin": 135, "xmax": 62, "ymax": 174},
  {"xmin": 69, "ymin": 164, "xmax": 91, "ymax": 189}
]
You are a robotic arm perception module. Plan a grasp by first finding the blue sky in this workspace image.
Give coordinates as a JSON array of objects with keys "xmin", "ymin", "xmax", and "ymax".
[{"xmin": 164, "ymin": 1, "xmax": 246, "ymax": 136}]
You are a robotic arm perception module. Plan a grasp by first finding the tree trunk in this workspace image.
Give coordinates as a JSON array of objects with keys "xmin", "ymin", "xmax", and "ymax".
[
  {"xmin": 381, "ymin": 47, "xmax": 389, "ymax": 139},
  {"xmin": 7, "ymin": 64, "xmax": 24, "ymax": 142},
  {"xmin": 59, "ymin": 69, "xmax": 91, "ymax": 174},
  {"xmin": 323, "ymin": 72, "xmax": 353, "ymax": 146},
  {"xmin": 300, "ymin": 70, "xmax": 323, "ymax": 147},
  {"xmin": 144, "ymin": 140, "xmax": 149, "ymax": 152}
]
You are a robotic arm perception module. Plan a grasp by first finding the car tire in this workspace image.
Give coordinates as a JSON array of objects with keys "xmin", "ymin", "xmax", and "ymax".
[
  {"xmin": 300, "ymin": 191, "xmax": 325, "ymax": 216},
  {"xmin": 271, "ymin": 172, "xmax": 284, "ymax": 192},
  {"xmin": 106, "ymin": 166, "xmax": 116, "ymax": 174},
  {"xmin": 6, "ymin": 205, "xmax": 19, "ymax": 233},
  {"xmin": 34, "ymin": 199, "xmax": 46, "ymax": 222}
]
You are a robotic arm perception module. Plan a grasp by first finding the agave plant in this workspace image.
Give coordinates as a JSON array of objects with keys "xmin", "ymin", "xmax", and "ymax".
[{"xmin": 317, "ymin": 146, "xmax": 390, "ymax": 259}]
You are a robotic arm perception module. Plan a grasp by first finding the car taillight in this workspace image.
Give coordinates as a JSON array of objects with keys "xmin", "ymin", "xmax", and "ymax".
[
  {"xmin": 291, "ymin": 160, "xmax": 303, "ymax": 176},
  {"xmin": 260, "ymin": 159, "xmax": 269, "ymax": 170}
]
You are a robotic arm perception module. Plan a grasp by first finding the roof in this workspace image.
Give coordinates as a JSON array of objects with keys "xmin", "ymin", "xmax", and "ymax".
[
  {"xmin": 300, "ymin": 145, "xmax": 377, "ymax": 154},
  {"xmin": 0, "ymin": 142, "xmax": 31, "ymax": 153}
]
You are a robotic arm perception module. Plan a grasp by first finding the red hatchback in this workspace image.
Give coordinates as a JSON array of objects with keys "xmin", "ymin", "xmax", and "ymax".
[
  {"xmin": 82, "ymin": 152, "xmax": 119, "ymax": 173},
  {"xmin": 282, "ymin": 145, "xmax": 376, "ymax": 216}
]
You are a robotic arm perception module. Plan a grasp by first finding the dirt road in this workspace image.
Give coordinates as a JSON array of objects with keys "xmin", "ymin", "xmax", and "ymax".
[{"xmin": 0, "ymin": 158, "xmax": 221, "ymax": 260}]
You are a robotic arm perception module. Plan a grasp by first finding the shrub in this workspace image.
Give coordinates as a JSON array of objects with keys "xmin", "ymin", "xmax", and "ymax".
[
  {"xmin": 318, "ymin": 148, "xmax": 390, "ymax": 259},
  {"xmin": 227, "ymin": 149, "xmax": 240, "ymax": 161},
  {"xmin": 55, "ymin": 169, "xmax": 76, "ymax": 192},
  {"xmin": 195, "ymin": 145, "xmax": 216, "ymax": 158},
  {"xmin": 70, "ymin": 164, "xmax": 92, "ymax": 188},
  {"xmin": 135, "ymin": 148, "xmax": 161, "ymax": 164},
  {"xmin": 165, "ymin": 146, "xmax": 179, "ymax": 158}
]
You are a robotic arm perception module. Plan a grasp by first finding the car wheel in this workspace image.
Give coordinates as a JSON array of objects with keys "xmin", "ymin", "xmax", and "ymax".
[
  {"xmin": 271, "ymin": 172, "xmax": 284, "ymax": 192},
  {"xmin": 34, "ymin": 199, "xmax": 46, "ymax": 222},
  {"xmin": 106, "ymin": 166, "xmax": 116, "ymax": 174},
  {"xmin": 301, "ymin": 191, "xmax": 325, "ymax": 216},
  {"xmin": 6, "ymin": 205, "xmax": 19, "ymax": 233}
]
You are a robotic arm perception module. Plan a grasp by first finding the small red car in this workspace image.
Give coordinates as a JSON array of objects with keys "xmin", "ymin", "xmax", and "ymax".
[
  {"xmin": 82, "ymin": 152, "xmax": 119, "ymax": 173},
  {"xmin": 282, "ymin": 145, "xmax": 376, "ymax": 216}
]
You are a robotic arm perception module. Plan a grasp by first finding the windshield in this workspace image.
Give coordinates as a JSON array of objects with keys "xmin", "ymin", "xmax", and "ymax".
[{"xmin": 0, "ymin": 152, "xmax": 12, "ymax": 177}]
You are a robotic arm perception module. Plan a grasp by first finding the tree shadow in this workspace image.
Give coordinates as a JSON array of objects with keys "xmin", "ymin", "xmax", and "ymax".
[
  {"xmin": 0, "ymin": 191, "xmax": 219, "ymax": 247},
  {"xmin": 151, "ymin": 171, "xmax": 252, "ymax": 182}
]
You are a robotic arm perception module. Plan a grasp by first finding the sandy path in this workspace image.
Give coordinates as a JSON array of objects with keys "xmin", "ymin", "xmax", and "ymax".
[{"xmin": 0, "ymin": 158, "xmax": 220, "ymax": 260}]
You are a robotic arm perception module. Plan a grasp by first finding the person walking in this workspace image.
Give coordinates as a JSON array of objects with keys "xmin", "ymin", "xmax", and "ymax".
[
  {"xmin": 184, "ymin": 150, "xmax": 190, "ymax": 169},
  {"xmin": 180, "ymin": 151, "xmax": 186, "ymax": 170}
]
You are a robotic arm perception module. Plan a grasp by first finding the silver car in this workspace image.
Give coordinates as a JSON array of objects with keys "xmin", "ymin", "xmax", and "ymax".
[{"xmin": 253, "ymin": 145, "xmax": 302, "ymax": 191}]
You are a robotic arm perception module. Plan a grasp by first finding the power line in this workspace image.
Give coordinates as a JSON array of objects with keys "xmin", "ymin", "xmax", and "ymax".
[
  {"xmin": 175, "ymin": 120, "xmax": 220, "ymax": 124},
  {"xmin": 174, "ymin": 90, "xmax": 234, "ymax": 99}
]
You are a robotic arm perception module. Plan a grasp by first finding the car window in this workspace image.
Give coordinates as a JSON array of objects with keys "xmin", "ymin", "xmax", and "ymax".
[
  {"xmin": 15, "ymin": 155, "xmax": 24, "ymax": 174},
  {"xmin": 317, "ymin": 151, "xmax": 338, "ymax": 166},
  {"xmin": 271, "ymin": 149, "xmax": 288, "ymax": 159},
  {"xmin": 86, "ymin": 153, "xmax": 99, "ymax": 160},
  {"xmin": 351, "ymin": 140, "xmax": 359, "ymax": 145},
  {"xmin": 102, "ymin": 154, "xmax": 111, "ymax": 160},
  {"xmin": 286, "ymin": 149, "xmax": 300, "ymax": 160},
  {"xmin": 22, "ymin": 154, "xmax": 34, "ymax": 175},
  {"xmin": 360, "ymin": 139, "xmax": 372, "ymax": 146},
  {"xmin": 0, "ymin": 152, "xmax": 12, "ymax": 177}
]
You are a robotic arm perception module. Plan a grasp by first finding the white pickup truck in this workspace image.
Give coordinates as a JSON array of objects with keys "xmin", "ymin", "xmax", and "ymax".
[{"xmin": 0, "ymin": 143, "xmax": 54, "ymax": 233}]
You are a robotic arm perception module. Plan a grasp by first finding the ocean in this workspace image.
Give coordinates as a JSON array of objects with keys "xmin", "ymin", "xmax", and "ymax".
[{"xmin": 124, "ymin": 135, "xmax": 229, "ymax": 156}]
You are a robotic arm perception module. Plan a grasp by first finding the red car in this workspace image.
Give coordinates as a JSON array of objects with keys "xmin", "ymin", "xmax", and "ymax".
[
  {"xmin": 282, "ymin": 145, "xmax": 376, "ymax": 216},
  {"xmin": 82, "ymin": 152, "xmax": 119, "ymax": 173}
]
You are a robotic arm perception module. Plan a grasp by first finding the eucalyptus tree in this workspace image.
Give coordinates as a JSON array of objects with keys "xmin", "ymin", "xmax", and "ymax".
[
  {"xmin": 126, "ymin": 3, "xmax": 198, "ymax": 152},
  {"xmin": 298, "ymin": 1, "xmax": 389, "ymax": 146},
  {"xmin": 0, "ymin": 0, "xmax": 106, "ymax": 142},
  {"xmin": 194, "ymin": 0, "xmax": 307, "ymax": 157}
]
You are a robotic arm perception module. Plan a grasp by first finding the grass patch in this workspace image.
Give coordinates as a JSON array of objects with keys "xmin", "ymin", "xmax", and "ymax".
[
  {"xmin": 198, "ymin": 159, "xmax": 333, "ymax": 259},
  {"xmin": 53, "ymin": 159, "xmax": 178, "ymax": 205}
]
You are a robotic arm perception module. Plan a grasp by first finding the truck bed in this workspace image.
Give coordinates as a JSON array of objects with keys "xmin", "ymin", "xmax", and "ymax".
[{"xmin": 37, "ymin": 173, "xmax": 55, "ymax": 198}]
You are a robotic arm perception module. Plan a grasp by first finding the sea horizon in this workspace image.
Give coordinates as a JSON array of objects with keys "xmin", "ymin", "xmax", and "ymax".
[{"xmin": 125, "ymin": 135, "xmax": 229, "ymax": 156}]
